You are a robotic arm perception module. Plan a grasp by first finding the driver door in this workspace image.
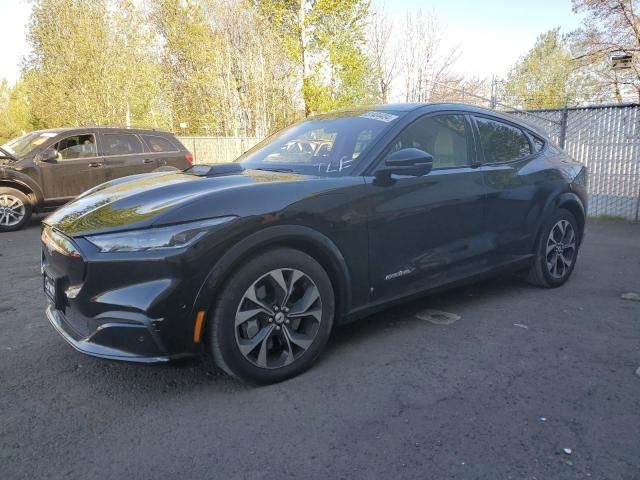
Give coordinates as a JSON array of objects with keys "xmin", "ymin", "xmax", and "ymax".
[
  {"xmin": 366, "ymin": 113, "xmax": 489, "ymax": 302},
  {"xmin": 38, "ymin": 131, "xmax": 105, "ymax": 201}
]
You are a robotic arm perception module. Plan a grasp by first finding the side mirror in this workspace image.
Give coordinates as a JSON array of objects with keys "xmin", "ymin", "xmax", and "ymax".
[
  {"xmin": 376, "ymin": 148, "xmax": 434, "ymax": 179},
  {"xmin": 38, "ymin": 148, "xmax": 59, "ymax": 163}
]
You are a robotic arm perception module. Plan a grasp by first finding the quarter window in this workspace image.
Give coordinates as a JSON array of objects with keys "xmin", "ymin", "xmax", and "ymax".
[
  {"xmin": 103, "ymin": 134, "xmax": 144, "ymax": 156},
  {"xmin": 531, "ymin": 135, "xmax": 545, "ymax": 152},
  {"xmin": 387, "ymin": 114, "xmax": 471, "ymax": 169},
  {"xmin": 54, "ymin": 134, "xmax": 97, "ymax": 160},
  {"xmin": 475, "ymin": 117, "xmax": 531, "ymax": 163},
  {"xmin": 142, "ymin": 135, "xmax": 178, "ymax": 153}
]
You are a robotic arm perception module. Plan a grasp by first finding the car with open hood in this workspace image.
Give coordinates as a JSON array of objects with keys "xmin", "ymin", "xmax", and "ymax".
[{"xmin": 0, "ymin": 127, "xmax": 192, "ymax": 231}]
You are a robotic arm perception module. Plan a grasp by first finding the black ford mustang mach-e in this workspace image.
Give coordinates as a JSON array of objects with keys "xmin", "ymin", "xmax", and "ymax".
[{"xmin": 41, "ymin": 103, "xmax": 587, "ymax": 384}]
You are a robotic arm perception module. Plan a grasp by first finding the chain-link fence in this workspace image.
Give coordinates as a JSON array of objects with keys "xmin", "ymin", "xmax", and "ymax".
[
  {"xmin": 427, "ymin": 81, "xmax": 640, "ymax": 221},
  {"xmin": 177, "ymin": 136, "xmax": 263, "ymax": 164},
  {"xmin": 508, "ymin": 105, "xmax": 640, "ymax": 221}
]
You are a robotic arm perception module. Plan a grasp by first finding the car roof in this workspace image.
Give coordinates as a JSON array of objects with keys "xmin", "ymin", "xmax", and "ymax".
[
  {"xmin": 327, "ymin": 102, "xmax": 548, "ymax": 138},
  {"xmin": 30, "ymin": 127, "xmax": 174, "ymax": 136},
  {"xmin": 374, "ymin": 102, "xmax": 549, "ymax": 138}
]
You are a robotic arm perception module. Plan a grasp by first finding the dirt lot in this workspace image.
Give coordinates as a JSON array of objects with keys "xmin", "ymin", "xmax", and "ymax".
[{"xmin": 1, "ymin": 217, "xmax": 639, "ymax": 480}]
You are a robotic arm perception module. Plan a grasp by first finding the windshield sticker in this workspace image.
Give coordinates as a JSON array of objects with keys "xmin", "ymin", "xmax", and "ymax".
[
  {"xmin": 360, "ymin": 111, "xmax": 399, "ymax": 123},
  {"xmin": 33, "ymin": 138, "xmax": 47, "ymax": 146},
  {"xmin": 40, "ymin": 133, "xmax": 58, "ymax": 138}
]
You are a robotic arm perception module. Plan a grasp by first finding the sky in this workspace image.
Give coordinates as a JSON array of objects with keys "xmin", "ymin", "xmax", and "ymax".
[
  {"xmin": 380, "ymin": 0, "xmax": 585, "ymax": 79},
  {"xmin": 0, "ymin": 0, "xmax": 585, "ymax": 85}
]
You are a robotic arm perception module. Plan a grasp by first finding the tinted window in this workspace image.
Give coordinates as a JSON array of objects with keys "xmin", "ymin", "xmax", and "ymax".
[
  {"xmin": 387, "ymin": 114, "xmax": 471, "ymax": 168},
  {"xmin": 476, "ymin": 117, "xmax": 531, "ymax": 162},
  {"xmin": 142, "ymin": 135, "xmax": 178, "ymax": 153},
  {"xmin": 103, "ymin": 134, "xmax": 144, "ymax": 156},
  {"xmin": 55, "ymin": 134, "xmax": 97, "ymax": 160},
  {"xmin": 531, "ymin": 135, "xmax": 545, "ymax": 152}
]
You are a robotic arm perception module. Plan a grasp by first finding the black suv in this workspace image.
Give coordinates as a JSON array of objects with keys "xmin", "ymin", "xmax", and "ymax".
[{"xmin": 0, "ymin": 127, "xmax": 192, "ymax": 231}]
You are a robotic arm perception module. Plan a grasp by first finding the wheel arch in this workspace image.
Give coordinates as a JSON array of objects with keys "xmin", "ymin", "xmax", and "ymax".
[
  {"xmin": 556, "ymin": 192, "xmax": 586, "ymax": 244},
  {"xmin": 531, "ymin": 191, "xmax": 586, "ymax": 254},
  {"xmin": 192, "ymin": 225, "xmax": 353, "ymax": 341},
  {"xmin": 0, "ymin": 179, "xmax": 42, "ymax": 207}
]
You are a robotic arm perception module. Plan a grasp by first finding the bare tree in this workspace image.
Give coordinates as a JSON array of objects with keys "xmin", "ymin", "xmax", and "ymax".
[
  {"xmin": 397, "ymin": 10, "xmax": 461, "ymax": 103},
  {"xmin": 366, "ymin": 4, "xmax": 399, "ymax": 103},
  {"xmin": 571, "ymin": 0, "xmax": 640, "ymax": 103}
]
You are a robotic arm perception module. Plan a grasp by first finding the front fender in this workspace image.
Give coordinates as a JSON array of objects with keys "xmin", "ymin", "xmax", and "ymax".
[
  {"xmin": 0, "ymin": 167, "xmax": 44, "ymax": 205},
  {"xmin": 190, "ymin": 224, "xmax": 353, "ymax": 346}
]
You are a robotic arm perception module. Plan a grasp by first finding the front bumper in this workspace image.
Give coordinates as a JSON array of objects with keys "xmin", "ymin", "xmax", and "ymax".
[
  {"xmin": 46, "ymin": 304, "xmax": 176, "ymax": 363},
  {"xmin": 41, "ymin": 226, "xmax": 217, "ymax": 363}
]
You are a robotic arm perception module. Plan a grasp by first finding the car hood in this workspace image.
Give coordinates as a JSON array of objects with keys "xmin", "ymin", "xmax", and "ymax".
[{"xmin": 44, "ymin": 168, "xmax": 318, "ymax": 236}]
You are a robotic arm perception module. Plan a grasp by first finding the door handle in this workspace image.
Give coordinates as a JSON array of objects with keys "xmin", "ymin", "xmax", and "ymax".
[
  {"xmin": 143, "ymin": 158, "xmax": 154, "ymax": 164},
  {"xmin": 88, "ymin": 162, "xmax": 103, "ymax": 168}
]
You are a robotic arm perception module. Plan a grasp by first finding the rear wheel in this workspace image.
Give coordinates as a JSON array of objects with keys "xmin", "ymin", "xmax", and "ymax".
[
  {"xmin": 208, "ymin": 248, "xmax": 335, "ymax": 384},
  {"xmin": 526, "ymin": 209, "xmax": 579, "ymax": 288},
  {"xmin": 0, "ymin": 187, "xmax": 32, "ymax": 232}
]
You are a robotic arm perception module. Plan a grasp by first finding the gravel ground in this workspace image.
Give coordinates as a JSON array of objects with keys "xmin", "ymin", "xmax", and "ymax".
[{"xmin": 1, "ymin": 216, "xmax": 639, "ymax": 480}]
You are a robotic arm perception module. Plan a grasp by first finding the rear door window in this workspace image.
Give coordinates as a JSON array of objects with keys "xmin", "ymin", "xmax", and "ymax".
[
  {"xmin": 475, "ymin": 117, "xmax": 531, "ymax": 163},
  {"xmin": 103, "ymin": 133, "xmax": 144, "ymax": 156},
  {"xmin": 141, "ymin": 135, "xmax": 178, "ymax": 153}
]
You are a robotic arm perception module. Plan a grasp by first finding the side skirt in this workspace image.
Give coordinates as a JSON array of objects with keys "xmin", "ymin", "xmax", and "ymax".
[{"xmin": 340, "ymin": 255, "xmax": 534, "ymax": 325}]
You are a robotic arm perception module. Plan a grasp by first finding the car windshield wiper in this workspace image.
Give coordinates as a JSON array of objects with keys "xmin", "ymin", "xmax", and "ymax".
[{"xmin": 253, "ymin": 167, "xmax": 295, "ymax": 173}]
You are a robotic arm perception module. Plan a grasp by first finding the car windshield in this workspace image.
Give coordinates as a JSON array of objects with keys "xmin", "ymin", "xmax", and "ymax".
[
  {"xmin": 1, "ymin": 131, "xmax": 59, "ymax": 159},
  {"xmin": 238, "ymin": 110, "xmax": 405, "ymax": 176}
]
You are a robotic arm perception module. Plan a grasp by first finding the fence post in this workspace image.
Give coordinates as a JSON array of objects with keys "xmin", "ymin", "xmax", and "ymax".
[{"xmin": 558, "ymin": 107, "xmax": 569, "ymax": 149}]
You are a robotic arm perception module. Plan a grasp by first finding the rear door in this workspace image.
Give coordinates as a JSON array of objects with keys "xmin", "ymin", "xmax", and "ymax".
[
  {"xmin": 471, "ymin": 115, "xmax": 543, "ymax": 262},
  {"xmin": 140, "ymin": 134, "xmax": 190, "ymax": 170},
  {"xmin": 38, "ymin": 131, "xmax": 106, "ymax": 201},
  {"xmin": 100, "ymin": 132, "xmax": 156, "ymax": 180},
  {"xmin": 366, "ymin": 113, "xmax": 489, "ymax": 302}
]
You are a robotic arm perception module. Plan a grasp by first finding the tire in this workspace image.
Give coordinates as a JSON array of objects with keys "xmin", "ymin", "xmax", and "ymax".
[
  {"xmin": 208, "ymin": 248, "xmax": 335, "ymax": 384},
  {"xmin": 0, "ymin": 187, "xmax": 33, "ymax": 232},
  {"xmin": 526, "ymin": 208, "xmax": 580, "ymax": 288}
]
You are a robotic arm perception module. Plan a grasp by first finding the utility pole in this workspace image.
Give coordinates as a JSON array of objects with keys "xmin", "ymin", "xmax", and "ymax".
[{"xmin": 490, "ymin": 76, "xmax": 497, "ymax": 109}]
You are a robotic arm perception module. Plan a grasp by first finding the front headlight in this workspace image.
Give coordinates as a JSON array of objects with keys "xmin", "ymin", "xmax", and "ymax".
[{"xmin": 85, "ymin": 216, "xmax": 236, "ymax": 253}]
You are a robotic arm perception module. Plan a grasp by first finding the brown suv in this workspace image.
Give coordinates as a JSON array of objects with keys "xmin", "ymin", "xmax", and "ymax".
[{"xmin": 0, "ymin": 127, "xmax": 193, "ymax": 231}]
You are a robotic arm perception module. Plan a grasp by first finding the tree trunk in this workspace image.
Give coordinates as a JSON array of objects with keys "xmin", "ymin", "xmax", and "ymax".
[{"xmin": 299, "ymin": 0, "xmax": 311, "ymax": 116}]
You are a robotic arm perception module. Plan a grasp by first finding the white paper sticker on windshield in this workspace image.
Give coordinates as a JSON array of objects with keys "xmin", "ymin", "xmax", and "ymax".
[
  {"xmin": 360, "ymin": 111, "xmax": 399, "ymax": 123},
  {"xmin": 40, "ymin": 133, "xmax": 58, "ymax": 138}
]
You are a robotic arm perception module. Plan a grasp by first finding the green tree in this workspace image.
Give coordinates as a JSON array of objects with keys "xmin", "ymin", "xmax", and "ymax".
[
  {"xmin": 503, "ymin": 28, "xmax": 596, "ymax": 109},
  {"xmin": 0, "ymin": 79, "xmax": 35, "ymax": 143},
  {"xmin": 255, "ymin": 0, "xmax": 376, "ymax": 115},
  {"xmin": 149, "ymin": 0, "xmax": 300, "ymax": 136},
  {"xmin": 24, "ymin": 0, "xmax": 163, "ymax": 128}
]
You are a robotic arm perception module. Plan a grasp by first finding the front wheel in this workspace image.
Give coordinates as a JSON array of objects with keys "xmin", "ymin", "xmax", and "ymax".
[
  {"xmin": 208, "ymin": 248, "xmax": 335, "ymax": 384},
  {"xmin": 0, "ymin": 187, "xmax": 33, "ymax": 232},
  {"xmin": 526, "ymin": 209, "xmax": 580, "ymax": 288}
]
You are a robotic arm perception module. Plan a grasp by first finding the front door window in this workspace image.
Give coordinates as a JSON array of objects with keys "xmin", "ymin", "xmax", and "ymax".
[{"xmin": 54, "ymin": 134, "xmax": 98, "ymax": 160}]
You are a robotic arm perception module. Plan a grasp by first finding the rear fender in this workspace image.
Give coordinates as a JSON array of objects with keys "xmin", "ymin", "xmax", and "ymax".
[{"xmin": 531, "ymin": 191, "xmax": 586, "ymax": 253}]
